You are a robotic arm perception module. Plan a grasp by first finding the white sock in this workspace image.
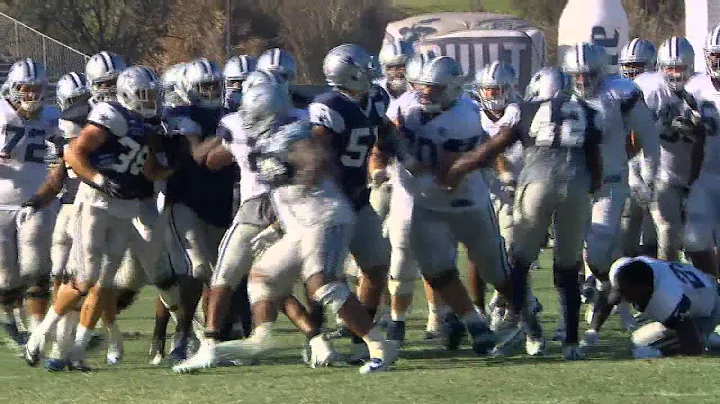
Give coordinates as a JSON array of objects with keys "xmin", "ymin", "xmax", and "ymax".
[
  {"xmin": 13, "ymin": 307, "xmax": 28, "ymax": 331},
  {"xmin": 49, "ymin": 312, "xmax": 76, "ymax": 360},
  {"xmin": 33, "ymin": 307, "xmax": 61, "ymax": 338},
  {"xmin": 107, "ymin": 322, "xmax": 122, "ymax": 343},
  {"xmin": 29, "ymin": 316, "xmax": 42, "ymax": 333},
  {"xmin": 252, "ymin": 322, "xmax": 273, "ymax": 340},
  {"xmin": 390, "ymin": 309, "xmax": 405, "ymax": 322},
  {"xmin": 362, "ymin": 326, "xmax": 384, "ymax": 359},
  {"xmin": 71, "ymin": 325, "xmax": 94, "ymax": 360}
]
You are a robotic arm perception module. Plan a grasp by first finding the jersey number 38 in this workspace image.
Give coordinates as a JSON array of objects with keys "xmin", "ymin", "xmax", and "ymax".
[{"xmin": 112, "ymin": 136, "xmax": 149, "ymax": 175}]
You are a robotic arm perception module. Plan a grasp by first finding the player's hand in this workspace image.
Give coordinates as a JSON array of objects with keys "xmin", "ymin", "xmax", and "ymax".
[
  {"xmin": 90, "ymin": 174, "xmax": 124, "ymax": 199},
  {"xmin": 17, "ymin": 200, "xmax": 37, "ymax": 223},
  {"xmin": 369, "ymin": 169, "xmax": 389, "ymax": 189},
  {"xmin": 250, "ymin": 225, "xmax": 283, "ymax": 258},
  {"xmin": 437, "ymin": 160, "xmax": 471, "ymax": 192}
]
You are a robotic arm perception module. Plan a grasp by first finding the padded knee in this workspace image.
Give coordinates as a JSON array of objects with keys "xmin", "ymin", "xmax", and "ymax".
[
  {"xmin": 388, "ymin": 277, "xmax": 415, "ymax": 297},
  {"xmin": 423, "ymin": 269, "xmax": 458, "ymax": 290},
  {"xmin": 116, "ymin": 289, "xmax": 139, "ymax": 312},
  {"xmin": 632, "ymin": 322, "xmax": 680, "ymax": 357},
  {"xmin": 248, "ymin": 280, "xmax": 274, "ymax": 306},
  {"xmin": 313, "ymin": 281, "xmax": 351, "ymax": 315}
]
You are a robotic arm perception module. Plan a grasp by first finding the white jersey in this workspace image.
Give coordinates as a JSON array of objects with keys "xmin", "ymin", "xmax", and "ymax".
[
  {"xmin": 635, "ymin": 72, "xmax": 698, "ymax": 187},
  {"xmin": 0, "ymin": 99, "xmax": 60, "ymax": 208},
  {"xmin": 388, "ymin": 94, "xmax": 491, "ymax": 212},
  {"xmin": 374, "ymin": 77, "xmax": 403, "ymax": 101},
  {"xmin": 611, "ymin": 257, "xmax": 719, "ymax": 325},
  {"xmin": 217, "ymin": 113, "xmax": 270, "ymax": 205},
  {"xmin": 683, "ymin": 73, "xmax": 720, "ymax": 184},
  {"xmin": 480, "ymin": 103, "xmax": 523, "ymax": 180}
]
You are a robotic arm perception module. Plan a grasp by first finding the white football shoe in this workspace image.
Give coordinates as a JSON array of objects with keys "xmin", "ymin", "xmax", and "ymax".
[
  {"xmin": 23, "ymin": 330, "xmax": 45, "ymax": 366},
  {"xmin": 172, "ymin": 340, "xmax": 218, "ymax": 373},
  {"xmin": 562, "ymin": 344, "xmax": 585, "ymax": 360},
  {"xmin": 106, "ymin": 323, "xmax": 123, "ymax": 365},
  {"xmin": 148, "ymin": 339, "xmax": 165, "ymax": 365},
  {"xmin": 580, "ymin": 329, "xmax": 599, "ymax": 348},
  {"xmin": 359, "ymin": 340, "xmax": 398, "ymax": 374},
  {"xmin": 525, "ymin": 336, "xmax": 546, "ymax": 356},
  {"xmin": 308, "ymin": 335, "xmax": 345, "ymax": 368}
]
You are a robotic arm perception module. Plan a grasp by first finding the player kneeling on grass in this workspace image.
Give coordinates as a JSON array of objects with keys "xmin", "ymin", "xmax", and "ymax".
[{"xmin": 590, "ymin": 256, "xmax": 720, "ymax": 358}]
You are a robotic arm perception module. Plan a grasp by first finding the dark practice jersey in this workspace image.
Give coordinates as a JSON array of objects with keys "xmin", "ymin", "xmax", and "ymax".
[
  {"xmin": 308, "ymin": 86, "xmax": 389, "ymax": 209},
  {"xmin": 57, "ymin": 102, "xmax": 90, "ymax": 204},
  {"xmin": 163, "ymin": 105, "xmax": 236, "ymax": 227},
  {"xmin": 86, "ymin": 101, "xmax": 154, "ymax": 200},
  {"xmin": 512, "ymin": 95, "xmax": 602, "ymax": 187}
]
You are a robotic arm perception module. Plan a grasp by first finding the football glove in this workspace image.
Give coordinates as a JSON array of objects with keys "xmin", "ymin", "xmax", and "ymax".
[
  {"xmin": 90, "ymin": 174, "xmax": 124, "ymax": 199},
  {"xmin": 250, "ymin": 225, "xmax": 283, "ymax": 258}
]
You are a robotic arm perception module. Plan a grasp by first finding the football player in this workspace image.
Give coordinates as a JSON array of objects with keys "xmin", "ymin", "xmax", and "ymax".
[
  {"xmin": 682, "ymin": 25, "xmax": 720, "ymax": 277},
  {"xmin": 561, "ymin": 42, "xmax": 659, "ymax": 342},
  {"xmin": 593, "ymin": 257, "xmax": 720, "ymax": 358},
  {"xmin": 389, "ymin": 56, "xmax": 516, "ymax": 355},
  {"xmin": 377, "ymin": 38, "xmax": 414, "ymax": 101},
  {"xmin": 85, "ymin": 51, "xmax": 127, "ymax": 105},
  {"xmin": 190, "ymin": 83, "xmax": 396, "ymax": 374},
  {"xmin": 634, "ymin": 37, "xmax": 704, "ymax": 264},
  {"xmin": 308, "ymin": 44, "xmax": 393, "ymax": 360},
  {"xmin": 161, "ymin": 58, "xmax": 236, "ymax": 361},
  {"xmin": 618, "ymin": 39, "xmax": 659, "ymax": 259},
  {"xmin": 442, "ymin": 65, "xmax": 604, "ymax": 359},
  {"xmin": 223, "ymin": 55, "xmax": 256, "ymax": 111},
  {"xmin": 24, "ymin": 65, "xmax": 182, "ymax": 371},
  {"xmin": 161, "ymin": 63, "xmax": 188, "ymax": 110},
  {"xmin": 172, "ymin": 71, "xmax": 334, "ymax": 372},
  {"xmin": 0, "ymin": 59, "xmax": 60, "ymax": 350}
]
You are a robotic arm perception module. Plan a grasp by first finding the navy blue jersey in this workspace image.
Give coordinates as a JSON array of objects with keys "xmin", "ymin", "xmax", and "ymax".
[
  {"xmin": 308, "ymin": 87, "xmax": 389, "ymax": 208},
  {"xmin": 163, "ymin": 105, "xmax": 235, "ymax": 227},
  {"xmin": 86, "ymin": 101, "xmax": 154, "ymax": 200}
]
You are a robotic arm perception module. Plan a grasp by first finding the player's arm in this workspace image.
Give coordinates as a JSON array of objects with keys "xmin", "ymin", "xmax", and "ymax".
[
  {"xmin": 25, "ymin": 162, "xmax": 67, "ymax": 208},
  {"xmin": 143, "ymin": 133, "xmax": 173, "ymax": 181},
  {"xmin": 623, "ymin": 95, "xmax": 659, "ymax": 185},
  {"xmin": 65, "ymin": 123, "xmax": 108, "ymax": 186},
  {"xmin": 368, "ymin": 118, "xmax": 395, "ymax": 186},
  {"xmin": 438, "ymin": 125, "xmax": 517, "ymax": 190}
]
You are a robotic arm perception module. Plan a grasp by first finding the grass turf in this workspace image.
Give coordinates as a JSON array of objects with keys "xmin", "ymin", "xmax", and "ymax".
[{"xmin": 1, "ymin": 249, "xmax": 719, "ymax": 403}]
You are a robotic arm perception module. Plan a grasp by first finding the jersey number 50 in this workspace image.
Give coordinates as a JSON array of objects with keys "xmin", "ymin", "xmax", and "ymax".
[
  {"xmin": 112, "ymin": 137, "xmax": 149, "ymax": 175},
  {"xmin": 341, "ymin": 128, "xmax": 375, "ymax": 168}
]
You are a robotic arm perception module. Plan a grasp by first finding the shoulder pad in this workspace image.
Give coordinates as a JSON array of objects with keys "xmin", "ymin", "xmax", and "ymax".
[
  {"xmin": 308, "ymin": 100, "xmax": 346, "ymax": 134},
  {"xmin": 87, "ymin": 102, "xmax": 128, "ymax": 137},
  {"xmin": 58, "ymin": 118, "xmax": 83, "ymax": 139},
  {"xmin": 60, "ymin": 102, "xmax": 91, "ymax": 125}
]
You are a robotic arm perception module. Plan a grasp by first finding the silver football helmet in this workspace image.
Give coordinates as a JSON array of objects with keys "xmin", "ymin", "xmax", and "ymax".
[
  {"xmin": 474, "ymin": 61, "xmax": 517, "ymax": 111},
  {"xmin": 257, "ymin": 48, "xmax": 297, "ymax": 83},
  {"xmin": 378, "ymin": 39, "xmax": 414, "ymax": 95},
  {"xmin": 240, "ymin": 82, "xmax": 292, "ymax": 132},
  {"xmin": 323, "ymin": 44, "xmax": 378, "ymax": 95},
  {"xmin": 180, "ymin": 58, "xmax": 223, "ymax": 108},
  {"xmin": 657, "ymin": 36, "xmax": 695, "ymax": 91},
  {"xmin": 405, "ymin": 50, "xmax": 437, "ymax": 90},
  {"xmin": 562, "ymin": 42, "xmax": 606, "ymax": 98},
  {"xmin": 618, "ymin": 38, "xmax": 657, "ymax": 79},
  {"xmin": 161, "ymin": 63, "xmax": 188, "ymax": 108},
  {"xmin": 524, "ymin": 67, "xmax": 570, "ymax": 101},
  {"xmin": 56, "ymin": 72, "xmax": 90, "ymax": 111},
  {"xmin": 411, "ymin": 56, "xmax": 464, "ymax": 113},
  {"xmin": 85, "ymin": 51, "xmax": 127, "ymax": 102},
  {"xmin": 705, "ymin": 24, "xmax": 720, "ymax": 79},
  {"xmin": 6, "ymin": 58, "xmax": 48, "ymax": 113},
  {"xmin": 224, "ymin": 55, "xmax": 256, "ymax": 88},
  {"xmin": 116, "ymin": 65, "xmax": 161, "ymax": 118}
]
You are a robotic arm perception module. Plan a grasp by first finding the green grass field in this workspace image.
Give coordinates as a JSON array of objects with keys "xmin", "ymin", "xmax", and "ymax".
[{"xmin": 2, "ymin": 249, "xmax": 720, "ymax": 404}]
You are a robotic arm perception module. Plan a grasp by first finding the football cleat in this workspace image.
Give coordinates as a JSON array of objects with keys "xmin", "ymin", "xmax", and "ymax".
[
  {"xmin": 469, "ymin": 323, "xmax": 498, "ymax": 356},
  {"xmin": 172, "ymin": 341, "xmax": 218, "ymax": 373},
  {"xmin": 443, "ymin": 313, "xmax": 466, "ymax": 351},
  {"xmin": 525, "ymin": 336, "xmax": 546, "ymax": 356},
  {"xmin": 106, "ymin": 340, "xmax": 123, "ymax": 366},
  {"xmin": 347, "ymin": 342, "xmax": 370, "ymax": 365},
  {"xmin": 562, "ymin": 344, "xmax": 585, "ymax": 360},
  {"xmin": 44, "ymin": 358, "xmax": 69, "ymax": 372},
  {"xmin": 148, "ymin": 338, "xmax": 166, "ymax": 365},
  {"xmin": 580, "ymin": 329, "xmax": 599, "ymax": 348},
  {"xmin": 169, "ymin": 331, "xmax": 189, "ymax": 363},
  {"xmin": 68, "ymin": 359, "xmax": 92, "ymax": 372},
  {"xmin": 386, "ymin": 321, "xmax": 406, "ymax": 346},
  {"xmin": 359, "ymin": 341, "xmax": 398, "ymax": 374},
  {"xmin": 308, "ymin": 334, "xmax": 345, "ymax": 368},
  {"xmin": 24, "ymin": 340, "xmax": 41, "ymax": 367}
]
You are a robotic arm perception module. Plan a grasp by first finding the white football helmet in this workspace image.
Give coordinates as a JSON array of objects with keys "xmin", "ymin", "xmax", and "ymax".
[
  {"xmin": 6, "ymin": 58, "xmax": 48, "ymax": 113},
  {"xmin": 378, "ymin": 39, "xmax": 414, "ymax": 95},
  {"xmin": 405, "ymin": 50, "xmax": 436, "ymax": 90},
  {"xmin": 562, "ymin": 42, "xmax": 607, "ymax": 98},
  {"xmin": 657, "ymin": 36, "xmax": 695, "ymax": 91},
  {"xmin": 524, "ymin": 67, "xmax": 570, "ymax": 102},
  {"xmin": 257, "ymin": 48, "xmax": 297, "ymax": 83},
  {"xmin": 705, "ymin": 24, "xmax": 720, "ymax": 79},
  {"xmin": 240, "ymin": 82, "xmax": 292, "ymax": 132},
  {"xmin": 180, "ymin": 58, "xmax": 223, "ymax": 108},
  {"xmin": 618, "ymin": 38, "xmax": 657, "ymax": 79},
  {"xmin": 161, "ymin": 63, "xmax": 188, "ymax": 108},
  {"xmin": 116, "ymin": 65, "xmax": 161, "ymax": 118},
  {"xmin": 474, "ymin": 61, "xmax": 517, "ymax": 111},
  {"xmin": 323, "ymin": 44, "xmax": 378, "ymax": 96},
  {"xmin": 56, "ymin": 72, "xmax": 90, "ymax": 111},
  {"xmin": 411, "ymin": 56, "xmax": 464, "ymax": 113},
  {"xmin": 85, "ymin": 51, "xmax": 127, "ymax": 102}
]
